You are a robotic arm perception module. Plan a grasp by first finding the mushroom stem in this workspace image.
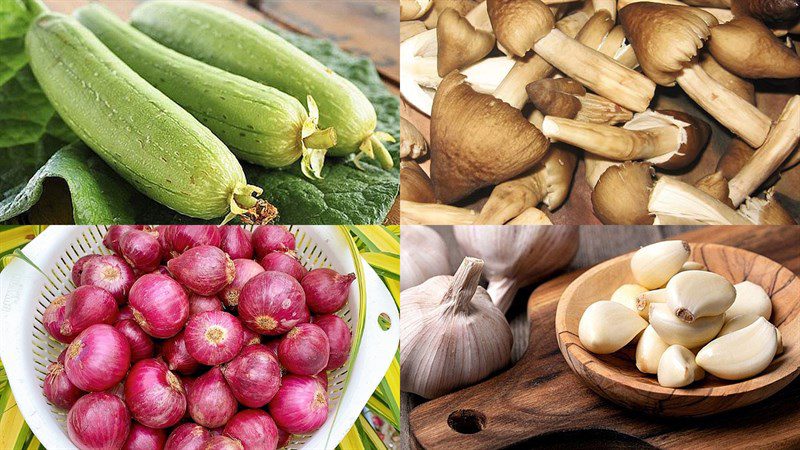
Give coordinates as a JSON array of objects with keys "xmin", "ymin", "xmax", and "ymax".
[
  {"xmin": 728, "ymin": 95, "xmax": 800, "ymax": 207},
  {"xmin": 508, "ymin": 207, "xmax": 553, "ymax": 224},
  {"xmin": 675, "ymin": 62, "xmax": 771, "ymax": 147},
  {"xmin": 598, "ymin": 26, "xmax": 639, "ymax": 69},
  {"xmin": 594, "ymin": 0, "xmax": 618, "ymax": 20},
  {"xmin": 541, "ymin": 115, "xmax": 679, "ymax": 160},
  {"xmin": 648, "ymin": 177, "xmax": 753, "ymax": 225},
  {"xmin": 738, "ymin": 190, "xmax": 797, "ymax": 225},
  {"xmin": 532, "ymin": 28, "xmax": 656, "ymax": 111},
  {"xmin": 401, "ymin": 20, "xmax": 428, "ymax": 41},
  {"xmin": 698, "ymin": 54, "xmax": 755, "ymax": 104},
  {"xmin": 408, "ymin": 56, "xmax": 515, "ymax": 94},
  {"xmin": 400, "ymin": 200, "xmax": 478, "ymax": 224}
]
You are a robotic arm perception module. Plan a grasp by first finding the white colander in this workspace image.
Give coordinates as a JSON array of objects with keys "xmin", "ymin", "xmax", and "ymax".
[{"xmin": 0, "ymin": 225, "xmax": 399, "ymax": 450}]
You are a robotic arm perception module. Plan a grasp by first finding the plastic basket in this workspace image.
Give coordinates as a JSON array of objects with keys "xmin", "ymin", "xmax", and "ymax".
[{"xmin": 0, "ymin": 225, "xmax": 399, "ymax": 450}]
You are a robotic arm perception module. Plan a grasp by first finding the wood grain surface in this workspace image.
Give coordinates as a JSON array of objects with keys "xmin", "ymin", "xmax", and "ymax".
[{"xmin": 402, "ymin": 225, "xmax": 800, "ymax": 450}]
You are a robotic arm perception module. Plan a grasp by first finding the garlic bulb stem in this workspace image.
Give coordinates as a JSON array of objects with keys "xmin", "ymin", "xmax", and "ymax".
[
  {"xmin": 485, "ymin": 278, "xmax": 520, "ymax": 314},
  {"xmin": 443, "ymin": 258, "xmax": 485, "ymax": 313}
]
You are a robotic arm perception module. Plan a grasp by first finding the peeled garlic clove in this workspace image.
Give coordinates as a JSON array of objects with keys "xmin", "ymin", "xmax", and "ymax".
[
  {"xmin": 726, "ymin": 281, "xmax": 772, "ymax": 320},
  {"xmin": 611, "ymin": 284, "xmax": 649, "ymax": 317},
  {"xmin": 681, "ymin": 261, "xmax": 706, "ymax": 271},
  {"xmin": 649, "ymin": 303, "xmax": 725, "ymax": 348},
  {"xmin": 631, "ymin": 240, "xmax": 691, "ymax": 289},
  {"xmin": 666, "ymin": 270, "xmax": 736, "ymax": 323},
  {"xmin": 658, "ymin": 345, "xmax": 702, "ymax": 388},
  {"xmin": 635, "ymin": 288, "xmax": 668, "ymax": 319},
  {"xmin": 579, "ymin": 301, "xmax": 648, "ymax": 354},
  {"xmin": 696, "ymin": 317, "xmax": 778, "ymax": 380},
  {"xmin": 636, "ymin": 325, "xmax": 670, "ymax": 374},
  {"xmin": 718, "ymin": 313, "xmax": 760, "ymax": 337}
]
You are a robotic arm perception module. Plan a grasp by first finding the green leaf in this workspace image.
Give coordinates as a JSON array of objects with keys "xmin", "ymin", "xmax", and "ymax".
[
  {"xmin": 0, "ymin": 67, "xmax": 55, "ymax": 147},
  {"xmin": 0, "ymin": 0, "xmax": 32, "ymax": 40}
]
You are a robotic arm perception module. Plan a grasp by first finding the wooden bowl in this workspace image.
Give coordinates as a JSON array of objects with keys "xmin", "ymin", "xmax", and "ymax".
[{"xmin": 556, "ymin": 242, "xmax": 800, "ymax": 417}]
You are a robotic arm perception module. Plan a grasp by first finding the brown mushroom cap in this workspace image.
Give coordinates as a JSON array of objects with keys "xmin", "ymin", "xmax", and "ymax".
[
  {"xmin": 430, "ymin": 72, "xmax": 550, "ymax": 204},
  {"xmin": 526, "ymin": 78, "xmax": 586, "ymax": 118},
  {"xmin": 646, "ymin": 109, "xmax": 711, "ymax": 170},
  {"xmin": 716, "ymin": 138, "xmax": 755, "ymax": 179},
  {"xmin": 694, "ymin": 171, "xmax": 735, "ymax": 208},
  {"xmin": 436, "ymin": 8, "xmax": 496, "ymax": 76},
  {"xmin": 730, "ymin": 0, "xmax": 800, "ymax": 24},
  {"xmin": 423, "ymin": 0, "xmax": 479, "ymax": 28},
  {"xmin": 708, "ymin": 17, "xmax": 800, "ymax": 79},
  {"xmin": 592, "ymin": 161, "xmax": 656, "ymax": 224},
  {"xmin": 487, "ymin": 0, "xmax": 555, "ymax": 57},
  {"xmin": 619, "ymin": 3, "xmax": 718, "ymax": 86},
  {"xmin": 400, "ymin": 160, "xmax": 436, "ymax": 203}
]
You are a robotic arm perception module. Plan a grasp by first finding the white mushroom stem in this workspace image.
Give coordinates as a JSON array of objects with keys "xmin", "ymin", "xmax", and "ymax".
[
  {"xmin": 728, "ymin": 95, "xmax": 800, "ymax": 207},
  {"xmin": 508, "ymin": 207, "xmax": 553, "ymax": 224},
  {"xmin": 541, "ymin": 112, "xmax": 684, "ymax": 160},
  {"xmin": 648, "ymin": 177, "xmax": 753, "ymax": 225},
  {"xmin": 618, "ymin": 0, "xmax": 734, "ymax": 23},
  {"xmin": 408, "ymin": 56, "xmax": 514, "ymax": 94},
  {"xmin": 599, "ymin": 26, "xmax": 638, "ymax": 69},
  {"xmin": 400, "ymin": 200, "xmax": 478, "ymax": 225},
  {"xmin": 585, "ymin": 155, "xmax": 620, "ymax": 188},
  {"xmin": 400, "ymin": 28, "xmax": 438, "ymax": 114},
  {"xmin": 594, "ymin": 0, "xmax": 618, "ymax": 20},
  {"xmin": 533, "ymin": 28, "xmax": 656, "ymax": 112},
  {"xmin": 675, "ymin": 62, "xmax": 771, "ymax": 148}
]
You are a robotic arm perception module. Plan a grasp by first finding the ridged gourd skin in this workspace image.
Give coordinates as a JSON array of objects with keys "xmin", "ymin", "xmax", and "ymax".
[
  {"xmin": 75, "ymin": 4, "xmax": 325, "ymax": 174},
  {"xmin": 130, "ymin": 0, "xmax": 378, "ymax": 158},
  {"xmin": 25, "ymin": 12, "xmax": 253, "ymax": 220}
]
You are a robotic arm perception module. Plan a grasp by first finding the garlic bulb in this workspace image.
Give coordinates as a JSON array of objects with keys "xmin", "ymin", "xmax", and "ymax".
[
  {"xmin": 611, "ymin": 284, "xmax": 649, "ymax": 317},
  {"xmin": 579, "ymin": 301, "xmax": 648, "ymax": 354},
  {"xmin": 695, "ymin": 317, "xmax": 778, "ymax": 380},
  {"xmin": 630, "ymin": 240, "xmax": 691, "ymax": 289},
  {"xmin": 726, "ymin": 281, "xmax": 772, "ymax": 320},
  {"xmin": 400, "ymin": 257, "xmax": 513, "ymax": 399},
  {"xmin": 665, "ymin": 271, "xmax": 736, "ymax": 323},
  {"xmin": 649, "ymin": 303, "xmax": 725, "ymax": 348},
  {"xmin": 635, "ymin": 288, "xmax": 668, "ymax": 319},
  {"xmin": 401, "ymin": 226, "xmax": 451, "ymax": 291},
  {"xmin": 636, "ymin": 325, "xmax": 670, "ymax": 374},
  {"xmin": 658, "ymin": 345, "xmax": 704, "ymax": 388},
  {"xmin": 453, "ymin": 226, "xmax": 579, "ymax": 313}
]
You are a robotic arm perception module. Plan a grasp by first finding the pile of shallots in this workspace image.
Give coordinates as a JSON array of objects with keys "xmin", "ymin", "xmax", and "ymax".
[{"xmin": 42, "ymin": 225, "xmax": 355, "ymax": 450}]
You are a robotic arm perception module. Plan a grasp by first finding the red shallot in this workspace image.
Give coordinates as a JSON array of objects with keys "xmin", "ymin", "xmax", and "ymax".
[
  {"xmin": 163, "ymin": 225, "xmax": 221, "ymax": 257},
  {"xmin": 189, "ymin": 293, "xmax": 224, "ymax": 316},
  {"xmin": 218, "ymin": 226, "xmax": 253, "ymax": 260},
  {"xmin": 64, "ymin": 324, "xmax": 131, "ymax": 391},
  {"xmin": 238, "ymin": 271, "xmax": 308, "ymax": 335},
  {"xmin": 168, "ymin": 245, "xmax": 235, "ymax": 296},
  {"xmin": 67, "ymin": 392, "xmax": 130, "ymax": 450},
  {"xmin": 71, "ymin": 254, "xmax": 100, "ymax": 286},
  {"xmin": 43, "ymin": 294, "xmax": 71, "ymax": 343},
  {"xmin": 223, "ymin": 409, "xmax": 279, "ymax": 450},
  {"xmin": 104, "ymin": 225, "xmax": 144, "ymax": 254},
  {"xmin": 124, "ymin": 358, "xmax": 186, "ymax": 429},
  {"xmin": 222, "ymin": 344, "xmax": 281, "ymax": 408},
  {"xmin": 218, "ymin": 259, "xmax": 264, "ymax": 309},
  {"xmin": 128, "ymin": 274, "xmax": 189, "ymax": 339},
  {"xmin": 278, "ymin": 323, "xmax": 330, "ymax": 375},
  {"xmin": 120, "ymin": 229, "xmax": 163, "ymax": 272},
  {"xmin": 313, "ymin": 314, "xmax": 352, "ymax": 370},
  {"xmin": 60, "ymin": 285, "xmax": 117, "ymax": 338},
  {"xmin": 165, "ymin": 423, "xmax": 211, "ymax": 450},
  {"xmin": 162, "ymin": 331, "xmax": 202, "ymax": 375},
  {"xmin": 204, "ymin": 435, "xmax": 244, "ymax": 450},
  {"xmin": 114, "ymin": 319, "xmax": 155, "ymax": 362},
  {"xmin": 123, "ymin": 422, "xmax": 167, "ymax": 450},
  {"xmin": 187, "ymin": 367, "xmax": 238, "ymax": 428},
  {"xmin": 80, "ymin": 255, "xmax": 135, "ymax": 304},
  {"xmin": 43, "ymin": 350, "xmax": 84, "ymax": 409},
  {"xmin": 252, "ymin": 226, "xmax": 295, "ymax": 258},
  {"xmin": 260, "ymin": 251, "xmax": 307, "ymax": 281},
  {"xmin": 184, "ymin": 311, "xmax": 244, "ymax": 365},
  {"xmin": 269, "ymin": 375, "xmax": 329, "ymax": 434},
  {"xmin": 301, "ymin": 268, "xmax": 355, "ymax": 314}
]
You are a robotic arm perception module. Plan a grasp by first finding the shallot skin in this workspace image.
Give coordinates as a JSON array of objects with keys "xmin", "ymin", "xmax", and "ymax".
[
  {"xmin": 119, "ymin": 229, "xmax": 163, "ymax": 272},
  {"xmin": 165, "ymin": 423, "xmax": 211, "ymax": 450},
  {"xmin": 238, "ymin": 271, "xmax": 308, "ymax": 335},
  {"xmin": 162, "ymin": 331, "xmax": 202, "ymax": 375},
  {"xmin": 43, "ymin": 295, "xmax": 71, "ymax": 343},
  {"xmin": 114, "ymin": 319, "xmax": 155, "ymax": 362},
  {"xmin": 124, "ymin": 359, "xmax": 187, "ymax": 429},
  {"xmin": 301, "ymin": 268, "xmax": 356, "ymax": 314},
  {"xmin": 223, "ymin": 409, "xmax": 279, "ymax": 450},
  {"xmin": 104, "ymin": 225, "xmax": 144, "ymax": 254},
  {"xmin": 278, "ymin": 323, "xmax": 330, "ymax": 375},
  {"xmin": 205, "ymin": 435, "xmax": 244, "ymax": 450},
  {"xmin": 67, "ymin": 392, "xmax": 130, "ymax": 450},
  {"xmin": 219, "ymin": 259, "xmax": 265, "ymax": 309},
  {"xmin": 128, "ymin": 273, "xmax": 189, "ymax": 339},
  {"xmin": 219, "ymin": 226, "xmax": 254, "ymax": 260},
  {"xmin": 187, "ymin": 367, "xmax": 238, "ymax": 429},
  {"xmin": 43, "ymin": 351, "xmax": 84, "ymax": 410},
  {"xmin": 269, "ymin": 375, "xmax": 329, "ymax": 434},
  {"xmin": 184, "ymin": 311, "xmax": 244, "ymax": 365},
  {"xmin": 260, "ymin": 251, "xmax": 307, "ymax": 281},
  {"xmin": 168, "ymin": 245, "xmax": 236, "ymax": 296},
  {"xmin": 60, "ymin": 285, "xmax": 118, "ymax": 338},
  {"xmin": 64, "ymin": 324, "xmax": 131, "ymax": 392},
  {"xmin": 188, "ymin": 293, "xmax": 224, "ymax": 316},
  {"xmin": 313, "ymin": 314, "xmax": 353, "ymax": 370},
  {"xmin": 162, "ymin": 225, "xmax": 221, "ymax": 257},
  {"xmin": 123, "ymin": 422, "xmax": 167, "ymax": 450},
  {"xmin": 71, "ymin": 254, "xmax": 100, "ymax": 286},
  {"xmin": 252, "ymin": 226, "xmax": 295, "ymax": 258},
  {"xmin": 80, "ymin": 255, "xmax": 135, "ymax": 304},
  {"xmin": 222, "ymin": 344, "xmax": 281, "ymax": 408}
]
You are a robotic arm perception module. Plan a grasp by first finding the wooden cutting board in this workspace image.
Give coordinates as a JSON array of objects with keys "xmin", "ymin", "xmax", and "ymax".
[{"xmin": 409, "ymin": 226, "xmax": 800, "ymax": 449}]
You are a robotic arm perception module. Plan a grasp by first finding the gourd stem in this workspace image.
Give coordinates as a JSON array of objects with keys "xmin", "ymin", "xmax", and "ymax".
[
  {"xmin": 442, "ymin": 257, "xmax": 484, "ymax": 314},
  {"xmin": 234, "ymin": 193, "xmax": 258, "ymax": 209},
  {"xmin": 303, "ymin": 127, "xmax": 337, "ymax": 150},
  {"xmin": 371, "ymin": 134, "xmax": 395, "ymax": 170}
]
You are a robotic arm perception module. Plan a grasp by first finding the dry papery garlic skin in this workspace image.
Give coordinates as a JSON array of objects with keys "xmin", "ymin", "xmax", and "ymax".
[
  {"xmin": 658, "ymin": 345, "xmax": 705, "ymax": 388},
  {"xmin": 400, "ymin": 257, "xmax": 513, "ymax": 399},
  {"xmin": 400, "ymin": 226, "xmax": 451, "ymax": 291},
  {"xmin": 695, "ymin": 317, "xmax": 778, "ymax": 381},
  {"xmin": 636, "ymin": 325, "xmax": 670, "ymax": 374},
  {"xmin": 726, "ymin": 281, "xmax": 773, "ymax": 320},
  {"xmin": 666, "ymin": 270, "xmax": 736, "ymax": 323},
  {"xmin": 579, "ymin": 301, "xmax": 648, "ymax": 354},
  {"xmin": 611, "ymin": 284, "xmax": 649, "ymax": 318},
  {"xmin": 630, "ymin": 240, "xmax": 691, "ymax": 289},
  {"xmin": 649, "ymin": 303, "xmax": 724, "ymax": 348}
]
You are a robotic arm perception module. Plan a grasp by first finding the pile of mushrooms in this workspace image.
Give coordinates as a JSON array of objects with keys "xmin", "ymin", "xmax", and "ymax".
[{"xmin": 400, "ymin": 0, "xmax": 800, "ymax": 225}]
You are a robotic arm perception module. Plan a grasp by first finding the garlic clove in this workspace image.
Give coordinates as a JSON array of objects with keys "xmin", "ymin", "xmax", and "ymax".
[
  {"xmin": 579, "ymin": 301, "xmax": 648, "ymax": 354},
  {"xmin": 666, "ymin": 270, "xmax": 736, "ymax": 323},
  {"xmin": 630, "ymin": 240, "xmax": 691, "ymax": 289},
  {"xmin": 611, "ymin": 284, "xmax": 649, "ymax": 317},
  {"xmin": 658, "ymin": 345, "xmax": 702, "ymax": 388},
  {"xmin": 718, "ymin": 313, "xmax": 760, "ymax": 337},
  {"xmin": 636, "ymin": 325, "xmax": 670, "ymax": 374},
  {"xmin": 681, "ymin": 261, "xmax": 706, "ymax": 271},
  {"xmin": 649, "ymin": 303, "xmax": 725, "ymax": 348},
  {"xmin": 695, "ymin": 317, "xmax": 778, "ymax": 380},
  {"xmin": 726, "ymin": 281, "xmax": 772, "ymax": 320},
  {"xmin": 635, "ymin": 288, "xmax": 668, "ymax": 319}
]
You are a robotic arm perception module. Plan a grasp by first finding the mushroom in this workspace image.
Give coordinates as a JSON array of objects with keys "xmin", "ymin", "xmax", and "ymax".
[
  {"xmin": 488, "ymin": 0, "xmax": 656, "ymax": 112},
  {"xmin": 594, "ymin": 0, "xmax": 619, "ymax": 21},
  {"xmin": 400, "ymin": 160, "xmax": 437, "ymax": 203},
  {"xmin": 684, "ymin": 0, "xmax": 732, "ymax": 7},
  {"xmin": 507, "ymin": 207, "xmax": 553, "ymax": 224},
  {"xmin": 597, "ymin": 25, "xmax": 639, "ymax": 69},
  {"xmin": 476, "ymin": 144, "xmax": 577, "ymax": 224},
  {"xmin": 738, "ymin": 189, "xmax": 798, "ymax": 224},
  {"xmin": 708, "ymin": 16, "xmax": 800, "ymax": 78},
  {"xmin": 592, "ymin": 161, "xmax": 656, "ymax": 224},
  {"xmin": 542, "ymin": 110, "xmax": 710, "ymax": 169},
  {"xmin": 728, "ymin": 95, "xmax": 800, "ymax": 206},
  {"xmin": 436, "ymin": 8, "xmax": 496, "ymax": 76},
  {"xmin": 585, "ymin": 155, "xmax": 622, "ymax": 188},
  {"xmin": 402, "ymin": 0, "xmax": 434, "ymax": 21},
  {"xmin": 400, "ymin": 117, "xmax": 428, "ymax": 160},
  {"xmin": 717, "ymin": 138, "xmax": 755, "ymax": 179},
  {"xmin": 429, "ymin": 72, "xmax": 551, "ymax": 204},
  {"xmin": 698, "ymin": 53, "xmax": 755, "ymax": 104},
  {"xmin": 694, "ymin": 171, "xmax": 735, "ymax": 208},
  {"xmin": 400, "ymin": 200, "xmax": 478, "ymax": 224},
  {"xmin": 619, "ymin": 2, "xmax": 771, "ymax": 147},
  {"xmin": 527, "ymin": 78, "xmax": 633, "ymax": 125},
  {"xmin": 401, "ymin": 20, "xmax": 429, "ymax": 41},
  {"xmin": 730, "ymin": 0, "xmax": 800, "ymax": 24},
  {"xmin": 409, "ymin": 56, "xmax": 514, "ymax": 96},
  {"xmin": 423, "ymin": 0, "xmax": 480, "ymax": 28},
  {"xmin": 648, "ymin": 177, "xmax": 753, "ymax": 224},
  {"xmin": 617, "ymin": 0, "xmax": 735, "ymax": 23}
]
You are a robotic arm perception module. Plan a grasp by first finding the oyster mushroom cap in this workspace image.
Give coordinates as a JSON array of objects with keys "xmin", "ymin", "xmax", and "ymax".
[
  {"xmin": 730, "ymin": 0, "xmax": 800, "ymax": 23},
  {"xmin": 592, "ymin": 161, "xmax": 656, "ymax": 225},
  {"xmin": 643, "ymin": 109, "xmax": 711, "ymax": 170},
  {"xmin": 619, "ymin": 3, "xmax": 718, "ymax": 86},
  {"xmin": 400, "ymin": 160, "xmax": 436, "ymax": 203},
  {"xmin": 526, "ymin": 78, "xmax": 586, "ymax": 118},
  {"xmin": 430, "ymin": 72, "xmax": 550, "ymax": 204},
  {"xmin": 436, "ymin": 8, "xmax": 496, "ymax": 76},
  {"xmin": 487, "ymin": 0, "xmax": 555, "ymax": 57},
  {"xmin": 708, "ymin": 16, "xmax": 800, "ymax": 78}
]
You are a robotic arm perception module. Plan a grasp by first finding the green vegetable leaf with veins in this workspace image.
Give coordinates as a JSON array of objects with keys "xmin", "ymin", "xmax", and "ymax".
[{"xmin": 0, "ymin": 18, "xmax": 398, "ymax": 225}]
